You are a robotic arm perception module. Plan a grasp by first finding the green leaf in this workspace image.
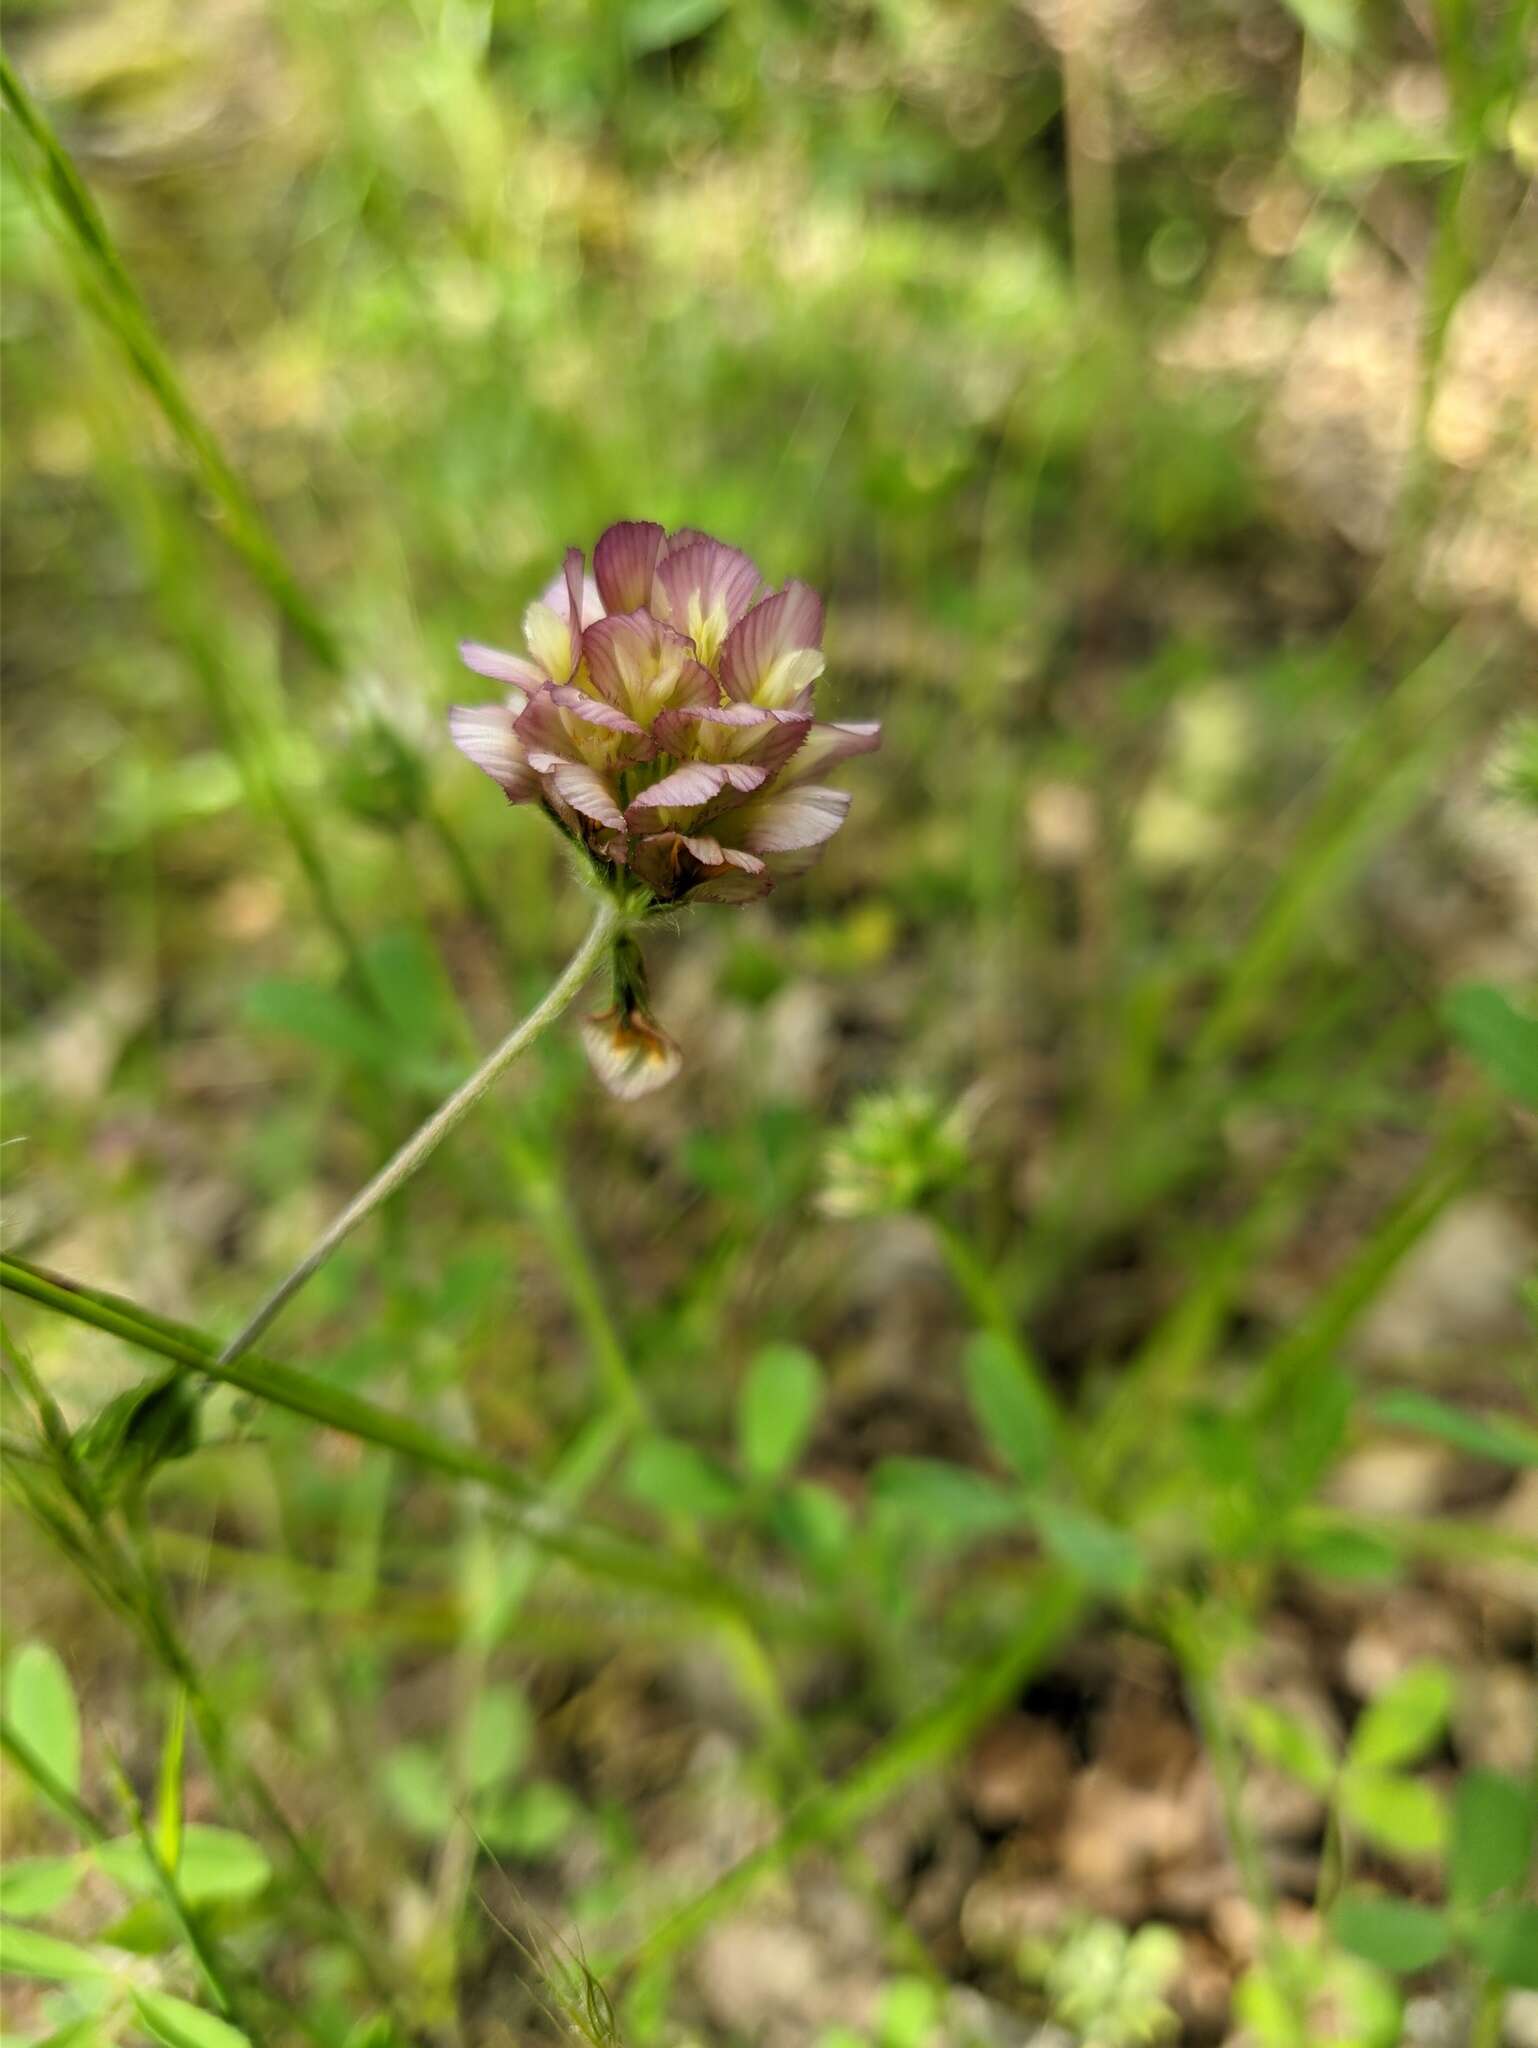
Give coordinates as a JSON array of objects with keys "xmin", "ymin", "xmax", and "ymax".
[
  {"xmin": 1372, "ymin": 1390, "xmax": 1538, "ymax": 1469},
  {"xmin": 467, "ymin": 1686, "xmax": 532, "ymax": 1793},
  {"xmin": 1442, "ymin": 983, "xmax": 1538, "ymax": 1109},
  {"xmin": 366, "ymin": 931, "xmax": 454, "ymax": 1066},
  {"xmin": 380, "ymin": 1746, "xmax": 453, "ymax": 1839},
  {"xmin": 0, "ymin": 1857, "xmax": 83, "ymax": 1919},
  {"xmin": 6, "ymin": 1645, "xmax": 81, "ymax": 1797},
  {"xmin": 623, "ymin": 1437, "xmax": 742, "ymax": 1522},
  {"xmin": 1237, "ymin": 1700, "xmax": 1337, "ymax": 1794},
  {"xmin": 0, "ymin": 1923, "xmax": 108, "ymax": 1981},
  {"xmin": 94, "ymin": 1825, "xmax": 271, "ymax": 1906},
  {"xmin": 97, "ymin": 1897, "xmax": 177, "ymax": 1954},
  {"xmin": 1342, "ymin": 1771, "xmax": 1446, "ymax": 1858},
  {"xmin": 1281, "ymin": 1521, "xmax": 1401, "ymax": 1581},
  {"xmin": 1349, "ymin": 1664, "xmax": 1454, "ymax": 1771},
  {"xmin": 1331, "ymin": 1894, "xmax": 1451, "ymax": 1973},
  {"xmin": 475, "ymin": 1778, "xmax": 580, "ymax": 1858},
  {"xmin": 1028, "ymin": 1502, "xmax": 1147, "ymax": 1595},
  {"xmin": 1469, "ymin": 1902, "xmax": 1538, "ymax": 1989},
  {"xmin": 1270, "ymin": 1360, "xmax": 1354, "ymax": 1513},
  {"xmin": 623, "ymin": 0, "xmax": 727, "ymax": 58},
  {"xmin": 242, "ymin": 978, "xmax": 395, "ymax": 1075},
  {"xmin": 770, "ymin": 1480, "xmax": 852, "ymax": 1575},
  {"xmin": 963, "ymin": 1332, "xmax": 1054, "ymax": 1486},
  {"xmin": 1451, "ymin": 1770, "xmax": 1535, "ymax": 1909},
  {"xmin": 737, "ymin": 1345, "xmax": 822, "ymax": 1484},
  {"xmin": 870, "ymin": 1458, "xmax": 1024, "ymax": 1546},
  {"xmin": 130, "ymin": 1989, "xmax": 252, "ymax": 2048}
]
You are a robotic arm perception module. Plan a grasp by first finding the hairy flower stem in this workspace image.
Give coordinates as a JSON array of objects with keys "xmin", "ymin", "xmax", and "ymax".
[{"xmin": 216, "ymin": 899, "xmax": 621, "ymax": 1369}]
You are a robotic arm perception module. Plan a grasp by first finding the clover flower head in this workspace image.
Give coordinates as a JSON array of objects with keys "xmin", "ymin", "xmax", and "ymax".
[
  {"xmin": 450, "ymin": 522, "xmax": 879, "ymax": 910},
  {"xmin": 451, "ymin": 524, "xmax": 880, "ymax": 1098}
]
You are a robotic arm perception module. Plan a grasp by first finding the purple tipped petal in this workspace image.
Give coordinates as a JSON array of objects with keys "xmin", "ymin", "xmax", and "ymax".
[
  {"xmin": 777, "ymin": 719, "xmax": 881, "ymax": 787},
  {"xmin": 661, "ymin": 526, "xmax": 719, "ymax": 557},
  {"xmin": 594, "ymin": 521, "xmax": 666, "ymax": 615},
  {"xmin": 720, "ymin": 581, "xmax": 826, "ymax": 705},
  {"xmin": 677, "ymin": 834, "xmax": 766, "ymax": 875},
  {"xmin": 458, "ymin": 642, "xmax": 546, "ymax": 703},
  {"xmin": 449, "ymin": 704, "xmax": 540, "ymax": 802},
  {"xmin": 735, "ymin": 783, "xmax": 851, "ymax": 854},
  {"xmin": 538, "ymin": 549, "xmax": 603, "ymax": 629},
  {"xmin": 626, "ymin": 760, "xmax": 768, "ymax": 819},
  {"xmin": 583, "ymin": 611, "xmax": 717, "ymax": 721},
  {"xmin": 515, "ymin": 686, "xmax": 652, "ymax": 773},
  {"xmin": 562, "ymin": 548, "xmax": 588, "ymax": 664},
  {"xmin": 652, "ymin": 540, "xmax": 762, "ymax": 663},
  {"xmin": 545, "ymin": 684, "xmax": 647, "ymax": 732},
  {"xmin": 651, "ymin": 702, "xmax": 811, "ymax": 777},
  {"xmin": 541, "ymin": 761, "xmax": 627, "ymax": 834}
]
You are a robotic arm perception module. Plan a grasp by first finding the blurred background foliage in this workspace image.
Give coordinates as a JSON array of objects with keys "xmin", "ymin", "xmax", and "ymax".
[{"xmin": 2, "ymin": 0, "xmax": 1536, "ymax": 2042}]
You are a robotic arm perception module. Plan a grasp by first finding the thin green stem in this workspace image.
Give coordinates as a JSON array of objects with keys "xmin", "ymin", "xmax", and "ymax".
[
  {"xmin": 215, "ymin": 898, "xmax": 620, "ymax": 1367},
  {"xmin": 0, "ymin": 1255, "xmax": 801, "ymax": 1630},
  {"xmin": 0, "ymin": 1720, "xmax": 108, "ymax": 1843},
  {"xmin": 105, "ymin": 1748, "xmax": 244, "ymax": 2024}
]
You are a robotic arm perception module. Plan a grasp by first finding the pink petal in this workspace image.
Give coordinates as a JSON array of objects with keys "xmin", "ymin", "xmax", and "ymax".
[
  {"xmin": 541, "ymin": 761, "xmax": 626, "ymax": 834},
  {"xmin": 458, "ymin": 642, "xmax": 546, "ymax": 703},
  {"xmin": 735, "ymin": 784, "xmax": 851, "ymax": 854},
  {"xmin": 652, "ymin": 702, "xmax": 811, "ymax": 776},
  {"xmin": 513, "ymin": 688, "xmax": 649, "ymax": 777},
  {"xmin": 661, "ymin": 525, "xmax": 718, "ymax": 556},
  {"xmin": 449, "ymin": 704, "xmax": 540, "ymax": 802},
  {"xmin": 652, "ymin": 540, "xmax": 762, "ymax": 656},
  {"xmin": 563, "ymin": 547, "xmax": 588, "ymax": 662},
  {"xmin": 582, "ymin": 611, "xmax": 718, "ymax": 719},
  {"xmin": 594, "ymin": 521, "xmax": 666, "ymax": 615},
  {"xmin": 678, "ymin": 835, "xmax": 766, "ymax": 874},
  {"xmin": 538, "ymin": 549, "xmax": 603, "ymax": 630},
  {"xmin": 776, "ymin": 719, "xmax": 881, "ymax": 787},
  {"xmin": 719, "ymin": 581, "xmax": 824, "ymax": 702},
  {"xmin": 626, "ymin": 761, "xmax": 768, "ymax": 819}
]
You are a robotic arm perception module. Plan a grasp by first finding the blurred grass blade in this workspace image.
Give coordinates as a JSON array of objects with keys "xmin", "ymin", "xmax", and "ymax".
[
  {"xmin": 0, "ymin": 54, "xmax": 341, "ymax": 673},
  {"xmin": 1194, "ymin": 629, "xmax": 1483, "ymax": 1062},
  {"xmin": 157, "ymin": 1687, "xmax": 189, "ymax": 1876},
  {"xmin": 1372, "ymin": 1391, "xmax": 1538, "ymax": 1469},
  {"xmin": 0, "ymin": 1257, "xmax": 781, "ymax": 1627},
  {"xmin": 613, "ymin": 1572, "xmax": 1081, "ymax": 1972},
  {"xmin": 1251, "ymin": 1108, "xmax": 1491, "ymax": 1413},
  {"xmin": 106, "ymin": 1750, "xmax": 239, "ymax": 2021}
]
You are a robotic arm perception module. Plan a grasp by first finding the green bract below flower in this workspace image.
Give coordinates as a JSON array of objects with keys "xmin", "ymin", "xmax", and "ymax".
[{"xmin": 451, "ymin": 522, "xmax": 880, "ymax": 1097}]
